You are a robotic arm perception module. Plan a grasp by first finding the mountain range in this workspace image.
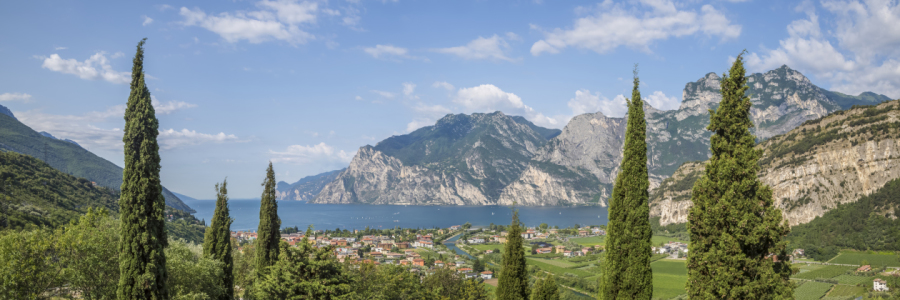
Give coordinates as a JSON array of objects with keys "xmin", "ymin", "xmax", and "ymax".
[
  {"xmin": 0, "ymin": 108, "xmax": 194, "ymax": 213},
  {"xmin": 304, "ymin": 65, "xmax": 890, "ymax": 207}
]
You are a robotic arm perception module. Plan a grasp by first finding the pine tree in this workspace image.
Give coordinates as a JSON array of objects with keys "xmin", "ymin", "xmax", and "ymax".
[
  {"xmin": 202, "ymin": 179, "xmax": 234, "ymax": 300},
  {"xmin": 117, "ymin": 38, "xmax": 169, "ymax": 300},
  {"xmin": 254, "ymin": 226, "xmax": 350, "ymax": 299},
  {"xmin": 463, "ymin": 279, "xmax": 489, "ymax": 300},
  {"xmin": 532, "ymin": 275, "xmax": 559, "ymax": 300},
  {"xmin": 600, "ymin": 67, "xmax": 653, "ymax": 299},
  {"xmin": 531, "ymin": 276, "xmax": 544, "ymax": 300},
  {"xmin": 496, "ymin": 205, "xmax": 529, "ymax": 300},
  {"xmin": 686, "ymin": 52, "xmax": 793, "ymax": 298},
  {"xmin": 255, "ymin": 162, "xmax": 280, "ymax": 279}
]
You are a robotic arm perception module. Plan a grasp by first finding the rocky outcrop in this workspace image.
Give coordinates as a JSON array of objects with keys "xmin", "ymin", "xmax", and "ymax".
[
  {"xmin": 649, "ymin": 100, "xmax": 900, "ymax": 226},
  {"xmin": 276, "ymin": 169, "xmax": 344, "ymax": 201}
]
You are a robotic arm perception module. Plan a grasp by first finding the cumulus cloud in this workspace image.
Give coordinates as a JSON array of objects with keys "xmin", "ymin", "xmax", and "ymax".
[
  {"xmin": 370, "ymin": 90, "xmax": 395, "ymax": 99},
  {"xmin": 0, "ymin": 93, "xmax": 32, "ymax": 102},
  {"xmin": 567, "ymin": 89, "xmax": 628, "ymax": 118},
  {"xmin": 179, "ymin": 0, "xmax": 318, "ymax": 45},
  {"xmin": 363, "ymin": 44, "xmax": 427, "ymax": 61},
  {"xmin": 158, "ymin": 129, "xmax": 239, "ymax": 150},
  {"xmin": 435, "ymin": 35, "xmax": 517, "ymax": 62},
  {"xmin": 644, "ymin": 91, "xmax": 681, "ymax": 110},
  {"xmin": 142, "ymin": 16, "xmax": 154, "ymax": 26},
  {"xmin": 530, "ymin": 1, "xmax": 741, "ymax": 56},
  {"xmin": 405, "ymin": 103, "xmax": 452, "ymax": 132},
  {"xmin": 151, "ymin": 97, "xmax": 199, "ymax": 114},
  {"xmin": 269, "ymin": 142, "xmax": 353, "ymax": 164},
  {"xmin": 453, "ymin": 84, "xmax": 557, "ymax": 127},
  {"xmin": 40, "ymin": 52, "xmax": 130, "ymax": 84},
  {"xmin": 746, "ymin": 0, "xmax": 900, "ymax": 97},
  {"xmin": 402, "ymin": 82, "xmax": 416, "ymax": 96},
  {"xmin": 432, "ymin": 81, "xmax": 454, "ymax": 91}
]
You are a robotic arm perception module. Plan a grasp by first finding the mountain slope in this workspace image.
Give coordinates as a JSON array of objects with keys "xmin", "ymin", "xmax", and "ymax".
[
  {"xmin": 649, "ymin": 100, "xmax": 900, "ymax": 226},
  {"xmin": 276, "ymin": 168, "xmax": 344, "ymax": 201},
  {"xmin": 312, "ymin": 111, "xmax": 552, "ymax": 205},
  {"xmin": 500, "ymin": 65, "xmax": 891, "ymax": 207},
  {"xmin": 0, "ymin": 106, "xmax": 194, "ymax": 213}
]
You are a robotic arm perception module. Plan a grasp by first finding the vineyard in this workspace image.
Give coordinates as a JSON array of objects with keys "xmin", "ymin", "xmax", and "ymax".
[{"xmin": 794, "ymin": 281, "xmax": 833, "ymax": 300}]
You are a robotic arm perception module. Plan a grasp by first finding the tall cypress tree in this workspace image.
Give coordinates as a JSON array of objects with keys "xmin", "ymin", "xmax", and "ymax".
[
  {"xmin": 203, "ymin": 179, "xmax": 234, "ymax": 300},
  {"xmin": 533, "ymin": 274, "xmax": 559, "ymax": 300},
  {"xmin": 600, "ymin": 67, "xmax": 652, "ymax": 299},
  {"xmin": 118, "ymin": 38, "xmax": 168, "ymax": 300},
  {"xmin": 496, "ymin": 205, "xmax": 529, "ymax": 300},
  {"xmin": 687, "ymin": 52, "xmax": 793, "ymax": 298},
  {"xmin": 255, "ymin": 162, "xmax": 280, "ymax": 279}
]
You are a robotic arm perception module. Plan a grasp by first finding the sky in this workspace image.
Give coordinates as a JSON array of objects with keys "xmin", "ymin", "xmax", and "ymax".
[{"xmin": 1, "ymin": 0, "xmax": 898, "ymax": 199}]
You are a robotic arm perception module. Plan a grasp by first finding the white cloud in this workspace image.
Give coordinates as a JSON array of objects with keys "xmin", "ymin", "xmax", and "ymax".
[
  {"xmin": 363, "ymin": 44, "xmax": 426, "ymax": 61},
  {"xmin": 644, "ymin": 91, "xmax": 680, "ymax": 110},
  {"xmin": 432, "ymin": 81, "xmax": 454, "ymax": 91},
  {"xmin": 151, "ymin": 97, "xmax": 198, "ymax": 114},
  {"xmin": 158, "ymin": 129, "xmax": 239, "ymax": 150},
  {"xmin": 0, "ymin": 93, "xmax": 32, "ymax": 102},
  {"xmin": 406, "ymin": 118, "xmax": 435, "ymax": 132},
  {"xmin": 435, "ymin": 35, "xmax": 517, "ymax": 62},
  {"xmin": 354, "ymin": 95, "xmax": 364, "ymax": 101},
  {"xmin": 567, "ymin": 89, "xmax": 628, "ymax": 118},
  {"xmin": 531, "ymin": 1, "xmax": 741, "ymax": 56},
  {"xmin": 454, "ymin": 84, "xmax": 557, "ymax": 127},
  {"xmin": 40, "ymin": 52, "xmax": 130, "ymax": 84},
  {"xmin": 179, "ymin": 1, "xmax": 315, "ymax": 45},
  {"xmin": 370, "ymin": 90, "xmax": 396, "ymax": 99},
  {"xmin": 402, "ymin": 82, "xmax": 416, "ymax": 96},
  {"xmin": 746, "ymin": 1, "xmax": 900, "ymax": 97},
  {"xmin": 54, "ymin": 46, "xmax": 67, "ymax": 50},
  {"xmin": 269, "ymin": 142, "xmax": 353, "ymax": 164},
  {"xmin": 143, "ymin": 15, "xmax": 154, "ymax": 26}
]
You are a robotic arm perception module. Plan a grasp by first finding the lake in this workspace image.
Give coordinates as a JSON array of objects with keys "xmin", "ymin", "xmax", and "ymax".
[{"xmin": 185, "ymin": 199, "xmax": 609, "ymax": 231}]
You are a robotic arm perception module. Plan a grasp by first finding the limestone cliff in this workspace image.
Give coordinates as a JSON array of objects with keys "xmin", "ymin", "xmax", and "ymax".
[{"xmin": 649, "ymin": 100, "xmax": 900, "ymax": 226}]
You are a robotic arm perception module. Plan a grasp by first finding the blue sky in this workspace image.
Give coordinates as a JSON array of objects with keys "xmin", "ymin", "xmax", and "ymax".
[{"xmin": 1, "ymin": 0, "xmax": 898, "ymax": 199}]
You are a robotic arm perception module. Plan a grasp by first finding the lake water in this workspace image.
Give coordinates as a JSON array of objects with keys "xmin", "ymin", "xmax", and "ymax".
[
  {"xmin": 185, "ymin": 199, "xmax": 609, "ymax": 232},
  {"xmin": 442, "ymin": 233, "xmax": 472, "ymax": 259}
]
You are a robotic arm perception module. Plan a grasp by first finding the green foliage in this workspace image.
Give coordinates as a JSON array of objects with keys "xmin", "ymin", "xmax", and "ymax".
[
  {"xmin": 254, "ymin": 229, "xmax": 350, "ymax": 300},
  {"xmin": 166, "ymin": 238, "xmax": 227, "ymax": 300},
  {"xmin": 118, "ymin": 38, "xmax": 169, "ymax": 300},
  {"xmin": 497, "ymin": 207, "xmax": 530, "ymax": 300},
  {"xmin": 202, "ymin": 180, "xmax": 234, "ymax": 300},
  {"xmin": 463, "ymin": 278, "xmax": 490, "ymax": 300},
  {"xmin": 58, "ymin": 208, "xmax": 120, "ymax": 300},
  {"xmin": 792, "ymin": 265, "xmax": 853, "ymax": 280},
  {"xmin": 0, "ymin": 150, "xmax": 118, "ymax": 230},
  {"xmin": 687, "ymin": 53, "xmax": 793, "ymax": 298},
  {"xmin": 829, "ymin": 251, "xmax": 900, "ymax": 267},
  {"xmin": 601, "ymin": 68, "xmax": 652, "ymax": 300},
  {"xmin": 788, "ymin": 178, "xmax": 900, "ymax": 257},
  {"xmin": 649, "ymin": 259, "xmax": 688, "ymax": 300},
  {"xmin": 255, "ymin": 162, "xmax": 281, "ymax": 279},
  {"xmin": 793, "ymin": 281, "xmax": 833, "ymax": 300},
  {"xmin": 0, "ymin": 228, "xmax": 64, "ymax": 299},
  {"xmin": 531, "ymin": 274, "xmax": 560, "ymax": 300}
]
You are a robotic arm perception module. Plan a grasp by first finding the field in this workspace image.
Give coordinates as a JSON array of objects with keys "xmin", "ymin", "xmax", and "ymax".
[
  {"xmin": 825, "ymin": 284, "xmax": 866, "ymax": 298},
  {"xmin": 794, "ymin": 281, "xmax": 833, "ymax": 300},
  {"xmin": 650, "ymin": 259, "xmax": 687, "ymax": 300},
  {"xmin": 529, "ymin": 258, "xmax": 578, "ymax": 268},
  {"xmin": 526, "ymin": 258, "xmax": 595, "ymax": 278},
  {"xmin": 469, "ymin": 244, "xmax": 504, "ymax": 253},
  {"xmin": 832, "ymin": 274, "xmax": 873, "ymax": 285},
  {"xmin": 829, "ymin": 251, "xmax": 900, "ymax": 267},
  {"xmin": 792, "ymin": 265, "xmax": 853, "ymax": 280},
  {"xmin": 571, "ymin": 236, "xmax": 605, "ymax": 246}
]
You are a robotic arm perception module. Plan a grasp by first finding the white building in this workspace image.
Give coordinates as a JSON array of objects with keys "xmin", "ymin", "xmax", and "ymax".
[{"xmin": 875, "ymin": 278, "xmax": 889, "ymax": 292}]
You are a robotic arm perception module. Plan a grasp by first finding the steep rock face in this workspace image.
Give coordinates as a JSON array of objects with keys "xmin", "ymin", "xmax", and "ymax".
[
  {"xmin": 276, "ymin": 169, "xmax": 343, "ymax": 201},
  {"xmin": 498, "ymin": 112, "xmax": 626, "ymax": 206},
  {"xmin": 312, "ymin": 112, "xmax": 553, "ymax": 205},
  {"xmin": 649, "ymin": 100, "xmax": 900, "ymax": 226},
  {"xmin": 500, "ymin": 66, "xmax": 886, "ymax": 207}
]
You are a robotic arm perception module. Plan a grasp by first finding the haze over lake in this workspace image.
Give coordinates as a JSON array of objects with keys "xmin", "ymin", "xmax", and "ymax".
[{"xmin": 186, "ymin": 199, "xmax": 609, "ymax": 231}]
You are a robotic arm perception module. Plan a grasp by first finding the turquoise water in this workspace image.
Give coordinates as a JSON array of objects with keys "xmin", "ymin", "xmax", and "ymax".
[
  {"xmin": 185, "ymin": 200, "xmax": 609, "ymax": 231},
  {"xmin": 442, "ymin": 233, "xmax": 472, "ymax": 259}
]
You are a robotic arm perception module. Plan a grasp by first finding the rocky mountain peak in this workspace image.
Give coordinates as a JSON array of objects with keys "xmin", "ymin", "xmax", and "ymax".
[{"xmin": 0, "ymin": 104, "xmax": 15, "ymax": 120}]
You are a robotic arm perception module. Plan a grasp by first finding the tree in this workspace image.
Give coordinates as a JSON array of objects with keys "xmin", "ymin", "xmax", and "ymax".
[
  {"xmin": 255, "ymin": 162, "xmax": 280, "ymax": 280},
  {"xmin": 167, "ymin": 239, "xmax": 227, "ymax": 299},
  {"xmin": 496, "ymin": 205, "xmax": 529, "ymax": 300},
  {"xmin": 254, "ymin": 227, "xmax": 350, "ymax": 299},
  {"xmin": 600, "ymin": 66, "xmax": 653, "ymax": 299},
  {"xmin": 58, "ymin": 208, "xmax": 120, "ymax": 300},
  {"xmin": 0, "ymin": 228, "xmax": 64, "ymax": 299},
  {"xmin": 118, "ymin": 38, "xmax": 169, "ymax": 300},
  {"xmin": 473, "ymin": 258, "xmax": 485, "ymax": 273},
  {"xmin": 686, "ymin": 52, "xmax": 793, "ymax": 298},
  {"xmin": 463, "ymin": 279, "xmax": 489, "ymax": 300},
  {"xmin": 531, "ymin": 274, "xmax": 559, "ymax": 300},
  {"xmin": 203, "ymin": 179, "xmax": 234, "ymax": 300}
]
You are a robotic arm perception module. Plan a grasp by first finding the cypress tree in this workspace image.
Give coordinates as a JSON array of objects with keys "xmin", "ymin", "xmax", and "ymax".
[
  {"xmin": 532, "ymin": 274, "xmax": 559, "ymax": 300},
  {"xmin": 496, "ymin": 205, "xmax": 529, "ymax": 300},
  {"xmin": 255, "ymin": 162, "xmax": 280, "ymax": 279},
  {"xmin": 686, "ymin": 52, "xmax": 793, "ymax": 298},
  {"xmin": 600, "ymin": 67, "xmax": 652, "ymax": 299},
  {"xmin": 202, "ymin": 179, "xmax": 234, "ymax": 300},
  {"xmin": 117, "ymin": 38, "xmax": 169, "ymax": 300}
]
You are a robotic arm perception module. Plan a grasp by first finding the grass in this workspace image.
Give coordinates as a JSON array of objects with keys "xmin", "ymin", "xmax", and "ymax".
[
  {"xmin": 832, "ymin": 274, "xmax": 873, "ymax": 285},
  {"xmin": 571, "ymin": 236, "xmax": 605, "ymax": 246},
  {"xmin": 794, "ymin": 281, "xmax": 833, "ymax": 300},
  {"xmin": 825, "ymin": 284, "xmax": 866, "ymax": 298},
  {"xmin": 650, "ymin": 259, "xmax": 687, "ymax": 300},
  {"xmin": 528, "ymin": 258, "xmax": 578, "ymax": 268},
  {"xmin": 525, "ymin": 258, "xmax": 595, "ymax": 278},
  {"xmin": 796, "ymin": 263, "xmax": 825, "ymax": 274},
  {"xmin": 468, "ymin": 244, "xmax": 504, "ymax": 253},
  {"xmin": 829, "ymin": 251, "xmax": 900, "ymax": 267},
  {"xmin": 792, "ymin": 265, "xmax": 853, "ymax": 280}
]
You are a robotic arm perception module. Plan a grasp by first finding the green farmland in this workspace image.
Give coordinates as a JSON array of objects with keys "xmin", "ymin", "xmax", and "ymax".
[
  {"xmin": 829, "ymin": 251, "xmax": 900, "ymax": 267},
  {"xmin": 650, "ymin": 259, "xmax": 688, "ymax": 300}
]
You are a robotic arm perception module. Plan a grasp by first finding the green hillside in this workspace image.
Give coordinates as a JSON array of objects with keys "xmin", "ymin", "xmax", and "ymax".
[
  {"xmin": 788, "ymin": 178, "xmax": 900, "ymax": 261},
  {"xmin": 0, "ymin": 111, "xmax": 194, "ymax": 213}
]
